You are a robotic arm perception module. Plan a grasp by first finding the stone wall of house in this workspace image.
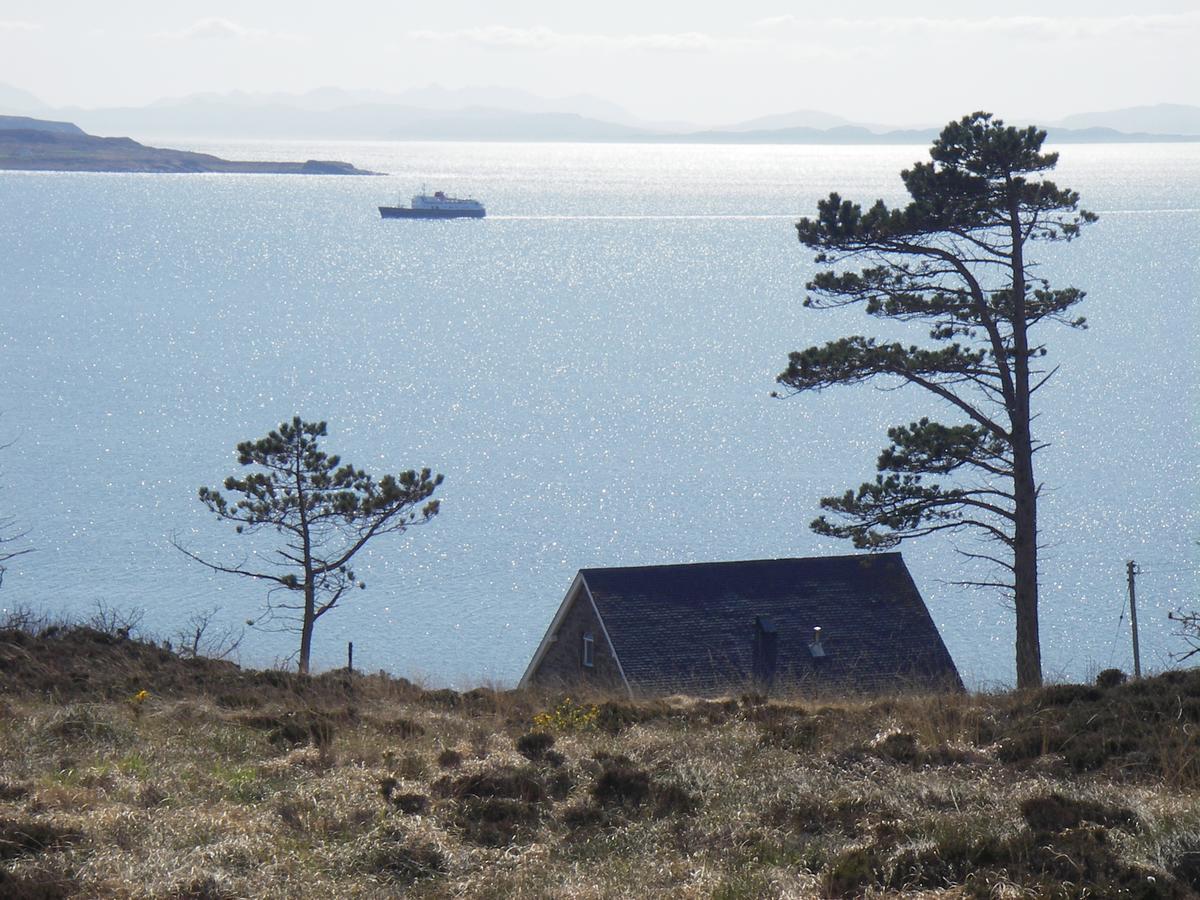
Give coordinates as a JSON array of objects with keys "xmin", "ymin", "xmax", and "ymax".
[{"xmin": 529, "ymin": 589, "xmax": 624, "ymax": 692}]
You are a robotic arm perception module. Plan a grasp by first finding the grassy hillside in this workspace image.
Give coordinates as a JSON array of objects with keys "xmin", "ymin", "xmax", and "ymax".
[{"xmin": 2, "ymin": 621, "xmax": 1200, "ymax": 898}]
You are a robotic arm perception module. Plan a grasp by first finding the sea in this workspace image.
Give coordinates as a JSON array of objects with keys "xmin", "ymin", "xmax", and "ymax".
[{"xmin": 1, "ymin": 139, "xmax": 1197, "ymax": 689}]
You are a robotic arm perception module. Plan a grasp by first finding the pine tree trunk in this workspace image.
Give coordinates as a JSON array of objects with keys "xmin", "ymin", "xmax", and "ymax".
[
  {"xmin": 298, "ymin": 579, "xmax": 315, "ymax": 675},
  {"xmin": 1012, "ymin": 445, "xmax": 1042, "ymax": 689},
  {"xmin": 295, "ymin": 427, "xmax": 314, "ymax": 676},
  {"xmin": 1009, "ymin": 191, "xmax": 1043, "ymax": 690}
]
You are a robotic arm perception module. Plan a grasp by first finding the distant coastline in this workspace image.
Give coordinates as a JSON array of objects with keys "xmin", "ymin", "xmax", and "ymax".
[
  {"xmin": 0, "ymin": 116, "xmax": 376, "ymax": 174},
  {"xmin": 655, "ymin": 125, "xmax": 1199, "ymax": 146},
  {"xmin": 1, "ymin": 112, "xmax": 1195, "ymax": 178}
]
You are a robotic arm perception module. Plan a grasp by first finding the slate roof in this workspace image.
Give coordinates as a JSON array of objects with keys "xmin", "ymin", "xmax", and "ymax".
[{"xmin": 579, "ymin": 553, "xmax": 961, "ymax": 696}]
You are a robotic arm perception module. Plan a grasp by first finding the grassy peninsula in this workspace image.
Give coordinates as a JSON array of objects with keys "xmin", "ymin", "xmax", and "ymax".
[
  {"xmin": 0, "ymin": 116, "xmax": 375, "ymax": 174},
  {"xmin": 3, "ymin": 618, "xmax": 1200, "ymax": 898}
]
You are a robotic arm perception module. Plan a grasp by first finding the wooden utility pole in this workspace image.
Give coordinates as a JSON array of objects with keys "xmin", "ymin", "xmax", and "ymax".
[{"xmin": 1126, "ymin": 560, "xmax": 1141, "ymax": 679}]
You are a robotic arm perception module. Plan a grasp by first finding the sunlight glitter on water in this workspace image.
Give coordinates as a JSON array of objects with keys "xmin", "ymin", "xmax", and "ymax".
[{"xmin": 0, "ymin": 141, "xmax": 1196, "ymax": 687}]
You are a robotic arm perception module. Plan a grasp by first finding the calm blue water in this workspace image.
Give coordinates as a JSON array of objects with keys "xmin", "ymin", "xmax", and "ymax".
[{"xmin": 1, "ymin": 140, "xmax": 1197, "ymax": 688}]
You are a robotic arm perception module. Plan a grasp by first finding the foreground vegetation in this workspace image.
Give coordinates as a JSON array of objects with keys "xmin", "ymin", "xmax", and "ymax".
[{"xmin": 2, "ymin": 622, "xmax": 1200, "ymax": 898}]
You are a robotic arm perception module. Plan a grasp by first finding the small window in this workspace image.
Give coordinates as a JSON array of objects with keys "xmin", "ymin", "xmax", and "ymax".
[{"xmin": 582, "ymin": 632, "xmax": 595, "ymax": 667}]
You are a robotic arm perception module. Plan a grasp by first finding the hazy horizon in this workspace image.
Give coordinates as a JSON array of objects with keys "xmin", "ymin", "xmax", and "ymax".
[{"xmin": 1, "ymin": 1, "xmax": 1196, "ymax": 128}]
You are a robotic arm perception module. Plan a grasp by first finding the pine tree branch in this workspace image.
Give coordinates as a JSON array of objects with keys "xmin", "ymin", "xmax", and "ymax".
[
  {"xmin": 170, "ymin": 537, "xmax": 297, "ymax": 587},
  {"xmin": 954, "ymin": 547, "xmax": 1017, "ymax": 572},
  {"xmin": 1029, "ymin": 365, "xmax": 1061, "ymax": 395},
  {"xmin": 947, "ymin": 579, "xmax": 1016, "ymax": 592}
]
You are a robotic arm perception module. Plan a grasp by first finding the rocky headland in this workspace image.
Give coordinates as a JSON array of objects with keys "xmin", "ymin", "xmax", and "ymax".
[{"xmin": 0, "ymin": 115, "xmax": 375, "ymax": 174}]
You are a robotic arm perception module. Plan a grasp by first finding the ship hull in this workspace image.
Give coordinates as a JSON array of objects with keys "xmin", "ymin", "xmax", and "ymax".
[{"xmin": 379, "ymin": 206, "xmax": 486, "ymax": 219}]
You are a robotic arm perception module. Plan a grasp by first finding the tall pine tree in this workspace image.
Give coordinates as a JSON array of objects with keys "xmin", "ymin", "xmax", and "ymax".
[{"xmin": 776, "ymin": 112, "xmax": 1096, "ymax": 689}]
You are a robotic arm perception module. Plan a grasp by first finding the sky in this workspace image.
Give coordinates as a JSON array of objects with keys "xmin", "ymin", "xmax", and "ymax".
[{"xmin": 0, "ymin": 0, "xmax": 1196, "ymax": 126}]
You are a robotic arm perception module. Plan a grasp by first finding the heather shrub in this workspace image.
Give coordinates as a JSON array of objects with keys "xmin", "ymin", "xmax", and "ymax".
[
  {"xmin": 514, "ymin": 731, "xmax": 555, "ymax": 761},
  {"xmin": 357, "ymin": 827, "xmax": 446, "ymax": 884}
]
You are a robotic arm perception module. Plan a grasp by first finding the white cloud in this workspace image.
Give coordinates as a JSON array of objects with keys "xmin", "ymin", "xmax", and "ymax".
[
  {"xmin": 0, "ymin": 20, "xmax": 40, "ymax": 33},
  {"xmin": 152, "ymin": 17, "xmax": 305, "ymax": 43},
  {"xmin": 755, "ymin": 12, "xmax": 1200, "ymax": 41},
  {"xmin": 407, "ymin": 25, "xmax": 752, "ymax": 54}
]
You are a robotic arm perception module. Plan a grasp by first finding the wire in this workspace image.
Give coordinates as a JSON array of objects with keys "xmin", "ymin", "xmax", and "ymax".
[{"xmin": 1106, "ymin": 590, "xmax": 1129, "ymax": 668}]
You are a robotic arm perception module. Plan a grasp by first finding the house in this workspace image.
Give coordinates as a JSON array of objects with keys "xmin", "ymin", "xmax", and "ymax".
[{"xmin": 518, "ymin": 553, "xmax": 962, "ymax": 697}]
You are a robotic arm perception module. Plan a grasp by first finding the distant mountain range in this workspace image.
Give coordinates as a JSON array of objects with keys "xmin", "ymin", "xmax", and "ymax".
[
  {"xmin": 143, "ymin": 85, "xmax": 697, "ymax": 130},
  {"xmin": 1053, "ymin": 104, "xmax": 1200, "ymax": 136},
  {"xmin": 2, "ymin": 83, "xmax": 1196, "ymax": 145}
]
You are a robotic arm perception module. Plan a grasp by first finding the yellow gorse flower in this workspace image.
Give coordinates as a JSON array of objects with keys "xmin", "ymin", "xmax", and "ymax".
[
  {"xmin": 132, "ymin": 690, "xmax": 150, "ymax": 704},
  {"xmin": 533, "ymin": 697, "xmax": 599, "ymax": 732}
]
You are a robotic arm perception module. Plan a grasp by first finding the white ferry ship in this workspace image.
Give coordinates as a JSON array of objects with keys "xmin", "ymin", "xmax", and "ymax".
[{"xmin": 379, "ymin": 189, "xmax": 486, "ymax": 219}]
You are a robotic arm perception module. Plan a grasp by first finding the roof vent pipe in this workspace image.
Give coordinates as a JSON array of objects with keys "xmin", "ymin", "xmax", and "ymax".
[{"xmin": 809, "ymin": 625, "xmax": 826, "ymax": 659}]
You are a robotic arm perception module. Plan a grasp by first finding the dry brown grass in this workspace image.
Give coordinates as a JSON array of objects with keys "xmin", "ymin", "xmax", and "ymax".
[{"xmin": 3, "ymin": 626, "xmax": 1200, "ymax": 897}]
